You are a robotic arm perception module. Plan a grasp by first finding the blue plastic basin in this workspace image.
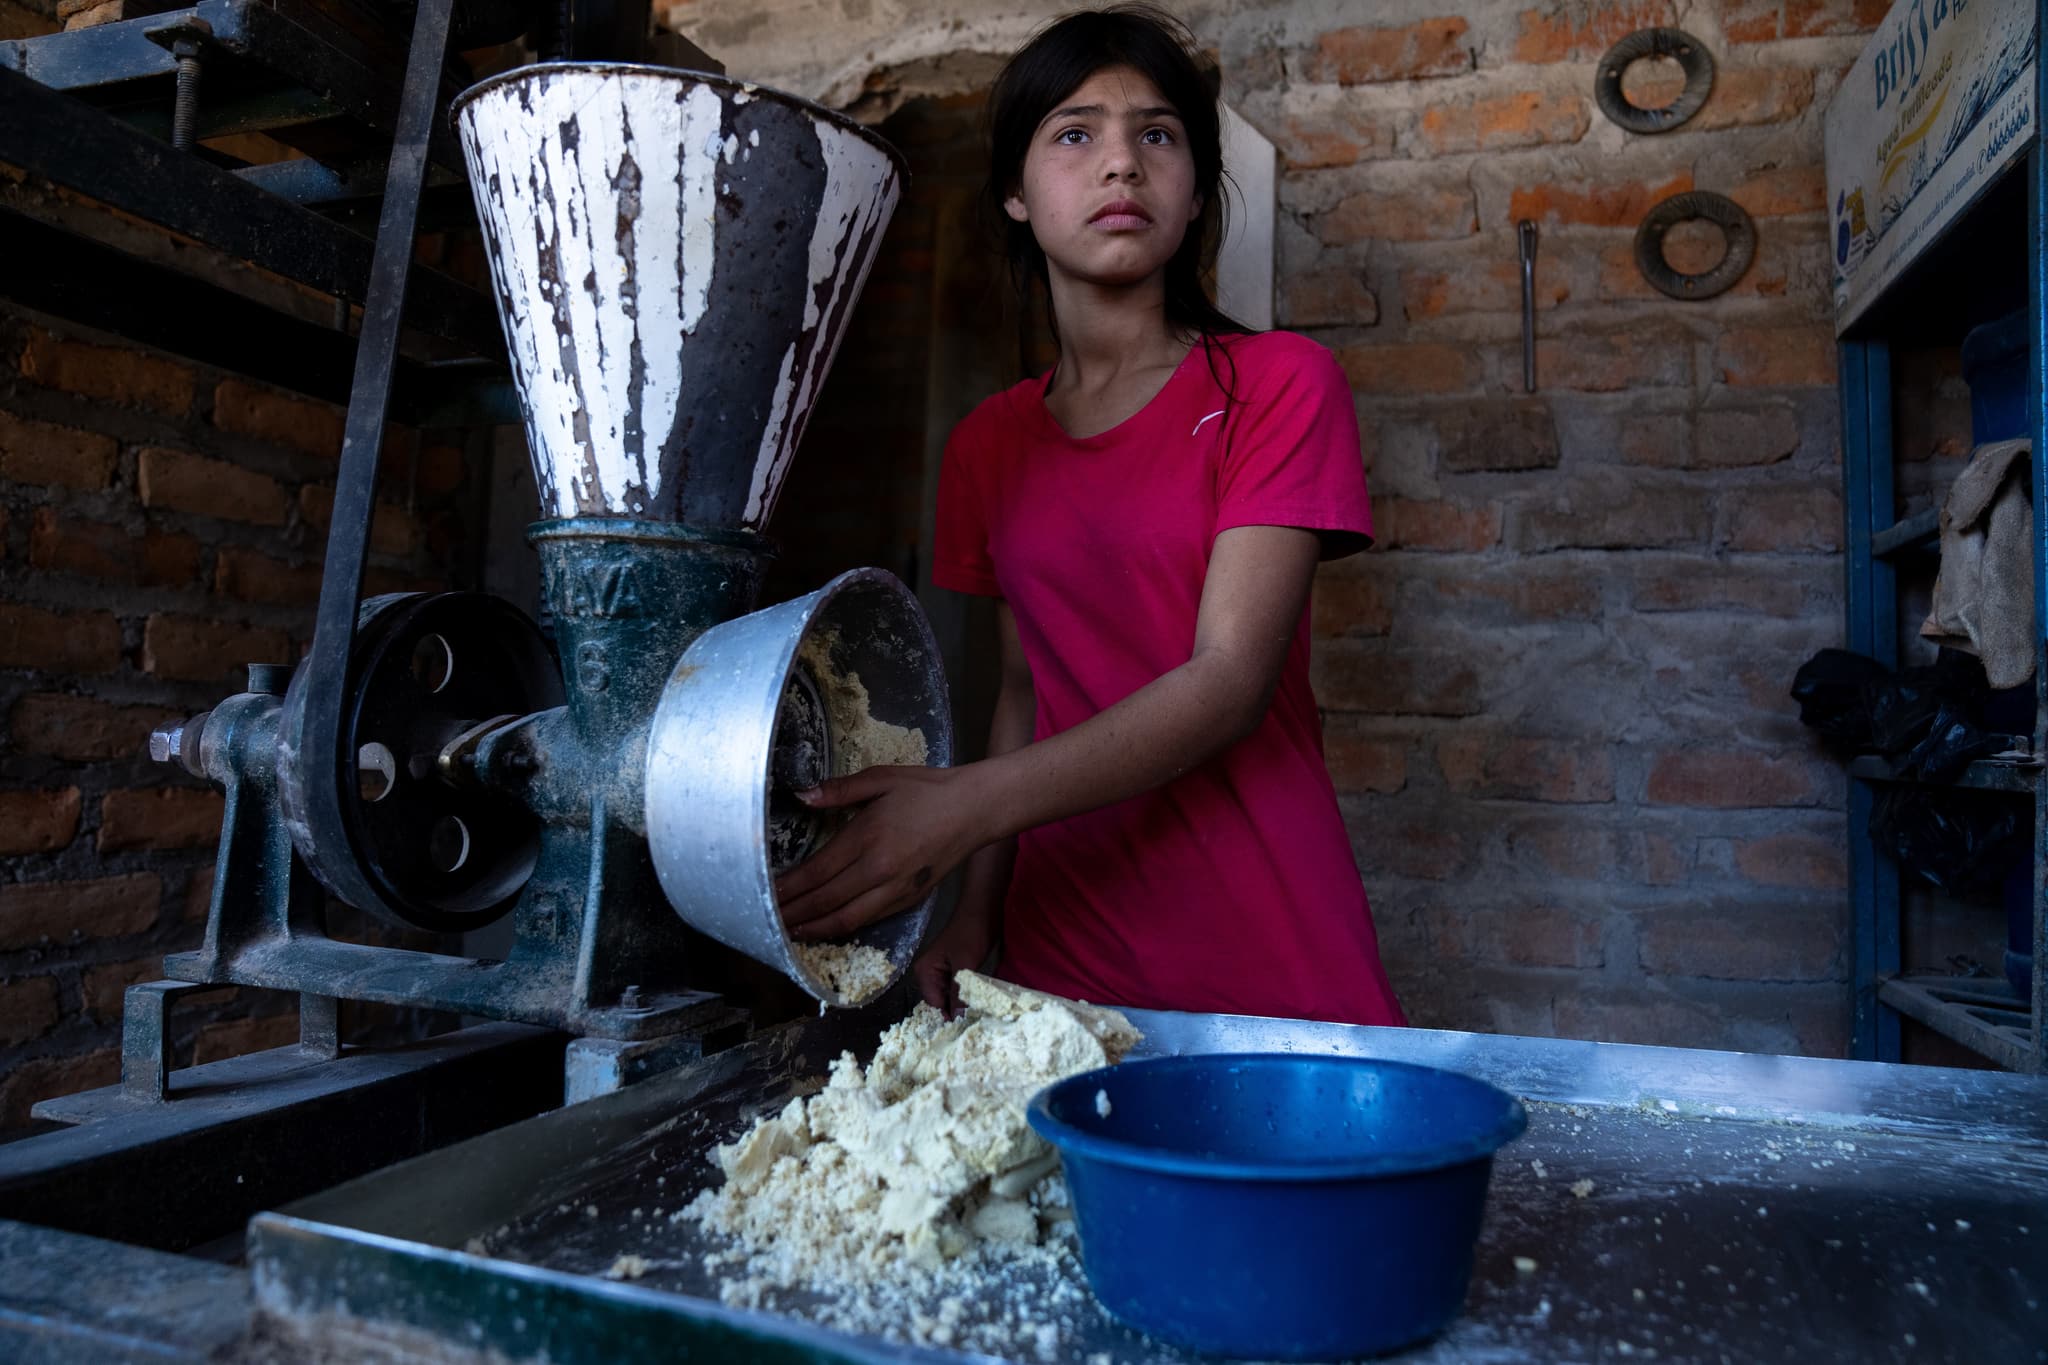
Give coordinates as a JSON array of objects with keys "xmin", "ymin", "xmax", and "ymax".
[{"xmin": 1027, "ymin": 1054, "xmax": 1526, "ymax": 1360}]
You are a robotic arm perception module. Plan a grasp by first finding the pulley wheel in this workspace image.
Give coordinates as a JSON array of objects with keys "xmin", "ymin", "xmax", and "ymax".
[
  {"xmin": 1634, "ymin": 190, "xmax": 1756, "ymax": 300},
  {"xmin": 280, "ymin": 592, "xmax": 564, "ymax": 933},
  {"xmin": 1595, "ymin": 27, "xmax": 1714, "ymax": 134},
  {"xmin": 644, "ymin": 568, "xmax": 954, "ymax": 1007}
]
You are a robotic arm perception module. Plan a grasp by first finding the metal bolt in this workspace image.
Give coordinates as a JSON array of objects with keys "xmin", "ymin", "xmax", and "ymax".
[
  {"xmin": 619, "ymin": 984, "xmax": 643, "ymax": 1009},
  {"xmin": 150, "ymin": 711, "xmax": 210, "ymax": 776},
  {"xmin": 171, "ymin": 50, "xmax": 201, "ymax": 150},
  {"xmin": 149, "ymin": 722, "xmax": 184, "ymax": 765},
  {"xmin": 150, "ymin": 19, "xmax": 213, "ymax": 152}
]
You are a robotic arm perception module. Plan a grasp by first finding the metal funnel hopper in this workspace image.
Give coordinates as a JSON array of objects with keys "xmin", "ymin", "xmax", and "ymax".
[{"xmin": 452, "ymin": 63, "xmax": 904, "ymax": 530}]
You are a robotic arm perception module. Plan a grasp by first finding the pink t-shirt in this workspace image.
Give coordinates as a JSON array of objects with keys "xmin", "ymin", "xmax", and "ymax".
[{"xmin": 932, "ymin": 330, "xmax": 1405, "ymax": 1027}]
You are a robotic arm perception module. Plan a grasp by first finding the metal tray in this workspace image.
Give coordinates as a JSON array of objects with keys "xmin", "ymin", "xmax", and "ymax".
[{"xmin": 251, "ymin": 995, "xmax": 2048, "ymax": 1363}]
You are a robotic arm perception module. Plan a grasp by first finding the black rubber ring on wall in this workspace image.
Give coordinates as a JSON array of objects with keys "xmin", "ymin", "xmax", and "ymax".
[
  {"xmin": 1595, "ymin": 27, "xmax": 1715, "ymax": 134},
  {"xmin": 1634, "ymin": 191, "xmax": 1757, "ymax": 300}
]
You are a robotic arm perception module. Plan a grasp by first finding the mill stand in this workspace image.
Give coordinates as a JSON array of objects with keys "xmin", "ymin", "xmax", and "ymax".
[{"xmin": 70, "ymin": 64, "xmax": 951, "ymax": 1120}]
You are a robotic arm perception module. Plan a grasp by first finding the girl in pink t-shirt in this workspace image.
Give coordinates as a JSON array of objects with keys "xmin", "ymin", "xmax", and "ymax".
[{"xmin": 777, "ymin": 4, "xmax": 1404, "ymax": 1028}]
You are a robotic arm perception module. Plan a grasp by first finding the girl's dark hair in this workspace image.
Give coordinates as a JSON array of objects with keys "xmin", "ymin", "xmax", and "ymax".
[{"xmin": 984, "ymin": 3, "xmax": 1250, "ymax": 347}]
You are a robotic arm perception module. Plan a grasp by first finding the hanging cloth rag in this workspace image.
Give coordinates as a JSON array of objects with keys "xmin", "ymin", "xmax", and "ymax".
[{"xmin": 1921, "ymin": 436, "xmax": 2034, "ymax": 688}]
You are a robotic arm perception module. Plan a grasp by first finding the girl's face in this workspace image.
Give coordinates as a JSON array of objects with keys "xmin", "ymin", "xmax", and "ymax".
[{"xmin": 1003, "ymin": 64, "xmax": 1202, "ymax": 291}]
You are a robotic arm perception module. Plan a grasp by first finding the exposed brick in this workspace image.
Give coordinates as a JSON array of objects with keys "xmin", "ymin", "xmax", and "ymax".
[
  {"xmin": 1279, "ymin": 270, "xmax": 1379, "ymax": 328},
  {"xmin": 0, "ymin": 872, "xmax": 160, "ymax": 949},
  {"xmin": 1645, "ymin": 750, "xmax": 1826, "ymax": 808},
  {"xmin": 1720, "ymin": 485, "xmax": 1842, "ymax": 553},
  {"xmin": 97, "ymin": 786, "xmax": 224, "ymax": 852},
  {"xmin": 1735, "ymin": 834, "xmax": 1847, "ymax": 889},
  {"xmin": 62, "ymin": 0, "xmax": 119, "ymax": 28},
  {"xmin": 185, "ymin": 863, "xmax": 215, "ymax": 924},
  {"xmin": 1315, "ymin": 186, "xmax": 1478, "ymax": 244},
  {"xmin": 1715, "ymin": 326, "xmax": 1837, "ymax": 387},
  {"xmin": 1552, "ymin": 991, "xmax": 1714, "ymax": 1046},
  {"xmin": 10, "ymin": 693, "xmax": 181, "ymax": 762},
  {"xmin": 1619, "ymin": 412, "xmax": 1686, "ymax": 466},
  {"xmin": 1376, "ymin": 496, "xmax": 1503, "ymax": 551},
  {"xmin": 1311, "ymin": 565, "xmax": 1392, "ymax": 637},
  {"xmin": 1358, "ymin": 815, "xmax": 1469, "ymax": 880},
  {"xmin": 1437, "ymin": 736, "xmax": 1615, "ymax": 801},
  {"xmin": 1337, "ymin": 343, "xmax": 1479, "ymax": 395},
  {"xmin": 26, "ymin": 508, "xmax": 202, "ymax": 586},
  {"xmin": 1511, "ymin": 1, "xmax": 1676, "ymax": 63},
  {"xmin": 0, "ymin": 787, "xmax": 82, "ymax": 854},
  {"xmin": 1278, "ymin": 109, "xmax": 1399, "ymax": 169},
  {"xmin": 1404, "ymin": 259, "xmax": 1568, "ymax": 321},
  {"xmin": 141, "ymin": 613, "xmax": 293, "ymax": 683},
  {"xmin": 1438, "ymin": 401, "xmax": 1561, "ymax": 472},
  {"xmin": 1432, "ymin": 569, "xmax": 1602, "ymax": 621},
  {"xmin": 211, "ymin": 378, "xmax": 344, "ymax": 461},
  {"xmin": 6, "ymin": 0, "xmax": 63, "ymax": 31},
  {"xmin": 1509, "ymin": 172, "xmax": 1693, "ymax": 228},
  {"xmin": 1730, "ymin": 165, "xmax": 1828, "ymax": 218},
  {"xmin": 0, "ymin": 976, "xmax": 61, "ymax": 1046},
  {"xmin": 1643, "ymin": 833, "xmax": 1689, "ymax": 885},
  {"xmin": 1623, "ymin": 406, "xmax": 1803, "ymax": 469},
  {"xmin": 213, "ymin": 545, "xmax": 324, "ymax": 606},
  {"xmin": 1505, "ymin": 816, "xmax": 1626, "ymax": 878},
  {"xmin": 1418, "ymin": 90, "xmax": 1589, "ymax": 154},
  {"xmin": 1301, "ymin": 18, "xmax": 1472, "ymax": 84},
  {"xmin": 1313, "ymin": 648, "xmax": 1484, "ymax": 717},
  {"xmin": 1323, "ymin": 724, "xmax": 1409, "ymax": 794},
  {"xmin": 193, "ymin": 1010, "xmax": 301, "ymax": 1065},
  {"xmin": 0, "ymin": 603, "xmax": 123, "ymax": 674},
  {"xmin": 1638, "ymin": 908, "xmax": 1841, "ymax": 981},
  {"xmin": 82, "ymin": 956, "xmax": 163, "ymax": 1023},
  {"xmin": 299, "ymin": 484, "xmax": 419, "ymax": 557},
  {"xmin": 0, "ymin": 1048, "xmax": 119, "ymax": 1128},
  {"xmin": 1723, "ymin": 0, "xmax": 1782, "ymax": 42},
  {"xmin": 17, "ymin": 330, "xmax": 194, "ymax": 415},
  {"xmin": 1536, "ymin": 328, "xmax": 1691, "ymax": 392},
  {"xmin": 416, "ymin": 444, "xmax": 467, "ymax": 497},
  {"xmin": 0, "ymin": 409, "xmax": 118, "ymax": 490},
  {"xmin": 1513, "ymin": 480, "xmax": 1710, "ymax": 552},
  {"xmin": 1690, "ymin": 68, "xmax": 1817, "ymax": 130},
  {"xmin": 1702, "ymin": 407, "xmax": 1802, "ymax": 466},
  {"xmin": 1632, "ymin": 565, "xmax": 1807, "ymax": 616},
  {"xmin": 136, "ymin": 446, "xmax": 289, "ymax": 526},
  {"xmin": 1421, "ymin": 905, "xmax": 1605, "ymax": 969},
  {"xmin": 1784, "ymin": 0, "xmax": 1889, "ymax": 39}
]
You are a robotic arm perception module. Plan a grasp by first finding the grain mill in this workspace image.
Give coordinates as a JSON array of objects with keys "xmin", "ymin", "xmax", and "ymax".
[{"xmin": 138, "ymin": 61, "xmax": 953, "ymax": 1099}]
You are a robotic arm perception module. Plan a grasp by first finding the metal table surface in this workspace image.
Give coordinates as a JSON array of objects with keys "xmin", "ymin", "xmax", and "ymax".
[{"xmin": 242, "ymin": 999, "xmax": 2048, "ymax": 1364}]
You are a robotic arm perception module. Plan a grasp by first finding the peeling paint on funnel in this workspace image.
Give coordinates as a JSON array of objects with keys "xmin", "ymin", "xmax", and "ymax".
[{"xmin": 453, "ymin": 63, "xmax": 903, "ymax": 529}]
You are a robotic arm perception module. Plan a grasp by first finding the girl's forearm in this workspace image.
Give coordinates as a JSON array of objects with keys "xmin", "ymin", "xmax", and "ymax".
[{"xmin": 962, "ymin": 648, "xmax": 1263, "ymax": 846}]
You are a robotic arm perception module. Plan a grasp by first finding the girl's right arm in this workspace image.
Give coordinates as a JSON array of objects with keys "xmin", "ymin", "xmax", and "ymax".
[{"xmin": 913, "ymin": 601, "xmax": 1033, "ymax": 1014}]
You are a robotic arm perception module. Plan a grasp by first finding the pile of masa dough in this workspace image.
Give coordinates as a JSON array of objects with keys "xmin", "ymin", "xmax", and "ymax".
[{"xmin": 684, "ymin": 970, "xmax": 1139, "ymax": 1285}]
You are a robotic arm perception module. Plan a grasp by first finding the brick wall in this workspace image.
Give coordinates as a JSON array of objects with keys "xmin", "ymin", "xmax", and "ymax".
[
  {"xmin": 0, "ymin": 306, "xmax": 477, "ymax": 1128},
  {"xmin": 1235, "ymin": 1, "xmax": 1871, "ymax": 1055}
]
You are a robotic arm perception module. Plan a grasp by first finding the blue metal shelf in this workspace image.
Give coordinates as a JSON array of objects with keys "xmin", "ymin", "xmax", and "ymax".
[{"xmin": 1837, "ymin": 110, "xmax": 2048, "ymax": 1072}]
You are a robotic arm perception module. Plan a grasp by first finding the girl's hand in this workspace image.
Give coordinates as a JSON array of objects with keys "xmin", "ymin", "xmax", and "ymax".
[
  {"xmin": 912, "ymin": 908, "xmax": 997, "ymax": 1018},
  {"xmin": 774, "ymin": 765, "xmax": 991, "ymax": 942}
]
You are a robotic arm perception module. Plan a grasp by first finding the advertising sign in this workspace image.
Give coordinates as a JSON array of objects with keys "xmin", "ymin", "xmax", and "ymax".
[{"xmin": 1825, "ymin": 0, "xmax": 2037, "ymax": 333}]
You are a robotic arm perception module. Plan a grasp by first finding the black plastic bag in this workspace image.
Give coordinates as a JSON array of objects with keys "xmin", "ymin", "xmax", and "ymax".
[
  {"xmin": 1789, "ymin": 648, "xmax": 1892, "ymax": 750},
  {"xmin": 1868, "ymin": 650, "xmax": 1990, "ymax": 758},
  {"xmin": 1870, "ymin": 787, "xmax": 2024, "ymax": 894}
]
